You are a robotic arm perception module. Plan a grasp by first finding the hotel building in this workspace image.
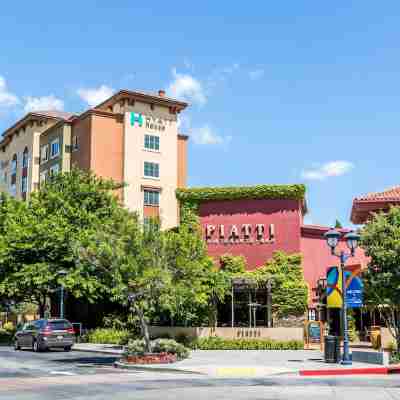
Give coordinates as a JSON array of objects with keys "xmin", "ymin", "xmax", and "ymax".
[{"xmin": 0, "ymin": 89, "xmax": 188, "ymax": 229}]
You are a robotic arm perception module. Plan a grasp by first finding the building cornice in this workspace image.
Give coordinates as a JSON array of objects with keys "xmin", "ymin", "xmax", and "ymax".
[{"xmin": 94, "ymin": 89, "xmax": 188, "ymax": 112}]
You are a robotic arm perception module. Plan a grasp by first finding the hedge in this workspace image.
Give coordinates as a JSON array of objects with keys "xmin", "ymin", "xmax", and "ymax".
[
  {"xmin": 191, "ymin": 337, "xmax": 304, "ymax": 350},
  {"xmin": 0, "ymin": 329, "xmax": 13, "ymax": 345},
  {"xmin": 176, "ymin": 184, "xmax": 306, "ymax": 203},
  {"xmin": 86, "ymin": 328, "xmax": 131, "ymax": 345}
]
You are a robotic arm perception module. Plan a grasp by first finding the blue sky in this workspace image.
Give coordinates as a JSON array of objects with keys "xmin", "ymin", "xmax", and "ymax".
[{"xmin": 1, "ymin": 2, "xmax": 399, "ymax": 227}]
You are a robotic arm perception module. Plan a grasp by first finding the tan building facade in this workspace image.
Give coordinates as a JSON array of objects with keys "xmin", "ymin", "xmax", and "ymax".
[
  {"xmin": 0, "ymin": 112, "xmax": 75, "ymax": 200},
  {"xmin": 1, "ymin": 89, "xmax": 188, "ymax": 229}
]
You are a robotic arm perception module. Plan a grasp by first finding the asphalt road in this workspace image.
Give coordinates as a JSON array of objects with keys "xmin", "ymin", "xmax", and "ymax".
[{"xmin": 1, "ymin": 346, "xmax": 400, "ymax": 399}]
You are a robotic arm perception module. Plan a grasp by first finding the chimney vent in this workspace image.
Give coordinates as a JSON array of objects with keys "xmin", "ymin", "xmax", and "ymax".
[{"xmin": 158, "ymin": 89, "xmax": 166, "ymax": 97}]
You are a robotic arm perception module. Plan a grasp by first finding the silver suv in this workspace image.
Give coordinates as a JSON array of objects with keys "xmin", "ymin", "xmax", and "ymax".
[{"xmin": 14, "ymin": 319, "xmax": 75, "ymax": 352}]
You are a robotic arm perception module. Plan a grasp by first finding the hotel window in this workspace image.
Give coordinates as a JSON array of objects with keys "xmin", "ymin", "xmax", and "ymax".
[
  {"xmin": 49, "ymin": 163, "xmax": 60, "ymax": 176},
  {"xmin": 10, "ymin": 183, "xmax": 16, "ymax": 197},
  {"xmin": 72, "ymin": 135, "xmax": 78, "ymax": 151},
  {"xmin": 21, "ymin": 175, "xmax": 27, "ymax": 193},
  {"xmin": 144, "ymin": 190, "xmax": 160, "ymax": 206},
  {"xmin": 50, "ymin": 138, "xmax": 60, "ymax": 159},
  {"xmin": 22, "ymin": 147, "xmax": 29, "ymax": 168},
  {"xmin": 144, "ymin": 134, "xmax": 160, "ymax": 151},
  {"xmin": 40, "ymin": 145, "xmax": 49, "ymax": 163},
  {"xmin": 11, "ymin": 154, "xmax": 17, "ymax": 173},
  {"xmin": 144, "ymin": 162, "xmax": 159, "ymax": 178},
  {"xmin": 39, "ymin": 170, "xmax": 47, "ymax": 186}
]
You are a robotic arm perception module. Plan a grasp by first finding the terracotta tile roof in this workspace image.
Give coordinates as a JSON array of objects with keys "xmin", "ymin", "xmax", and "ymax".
[
  {"xmin": 354, "ymin": 186, "xmax": 400, "ymax": 202},
  {"xmin": 32, "ymin": 111, "xmax": 76, "ymax": 121}
]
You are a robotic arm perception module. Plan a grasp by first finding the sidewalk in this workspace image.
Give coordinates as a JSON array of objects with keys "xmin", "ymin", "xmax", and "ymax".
[
  {"xmin": 73, "ymin": 343, "xmax": 124, "ymax": 355},
  {"xmin": 73, "ymin": 345, "xmax": 394, "ymax": 377}
]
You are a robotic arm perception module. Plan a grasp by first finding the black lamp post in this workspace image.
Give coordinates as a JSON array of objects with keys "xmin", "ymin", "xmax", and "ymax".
[
  {"xmin": 324, "ymin": 228, "xmax": 360, "ymax": 365},
  {"xmin": 57, "ymin": 270, "xmax": 68, "ymax": 319}
]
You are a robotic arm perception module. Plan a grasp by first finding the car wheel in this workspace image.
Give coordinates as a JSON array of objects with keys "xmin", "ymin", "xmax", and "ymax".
[
  {"xmin": 14, "ymin": 340, "xmax": 20, "ymax": 351},
  {"xmin": 64, "ymin": 346, "xmax": 72, "ymax": 352},
  {"xmin": 32, "ymin": 340, "xmax": 41, "ymax": 353}
]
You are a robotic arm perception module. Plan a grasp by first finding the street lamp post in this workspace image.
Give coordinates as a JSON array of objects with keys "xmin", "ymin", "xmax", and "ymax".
[
  {"xmin": 324, "ymin": 229, "xmax": 360, "ymax": 366},
  {"xmin": 57, "ymin": 270, "xmax": 68, "ymax": 319}
]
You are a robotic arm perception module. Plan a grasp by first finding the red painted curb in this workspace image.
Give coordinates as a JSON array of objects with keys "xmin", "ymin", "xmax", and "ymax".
[
  {"xmin": 300, "ymin": 367, "xmax": 389, "ymax": 376},
  {"xmin": 388, "ymin": 366, "xmax": 400, "ymax": 374}
]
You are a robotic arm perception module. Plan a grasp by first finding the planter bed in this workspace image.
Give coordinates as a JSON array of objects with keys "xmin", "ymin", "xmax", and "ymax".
[{"xmin": 123, "ymin": 352, "xmax": 177, "ymax": 365}]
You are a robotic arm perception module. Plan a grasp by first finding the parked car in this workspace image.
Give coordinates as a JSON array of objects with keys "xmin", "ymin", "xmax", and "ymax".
[{"xmin": 14, "ymin": 319, "xmax": 75, "ymax": 352}]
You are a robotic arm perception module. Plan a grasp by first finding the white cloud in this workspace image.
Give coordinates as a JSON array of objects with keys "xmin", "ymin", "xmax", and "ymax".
[
  {"xmin": 207, "ymin": 63, "xmax": 240, "ymax": 88},
  {"xmin": 0, "ymin": 76, "xmax": 19, "ymax": 107},
  {"xmin": 192, "ymin": 125, "xmax": 231, "ymax": 146},
  {"xmin": 167, "ymin": 69, "xmax": 206, "ymax": 106},
  {"xmin": 24, "ymin": 95, "xmax": 64, "ymax": 112},
  {"xmin": 301, "ymin": 161, "xmax": 354, "ymax": 181},
  {"xmin": 77, "ymin": 85, "xmax": 115, "ymax": 107},
  {"xmin": 249, "ymin": 69, "xmax": 265, "ymax": 80},
  {"xmin": 177, "ymin": 114, "xmax": 192, "ymax": 132}
]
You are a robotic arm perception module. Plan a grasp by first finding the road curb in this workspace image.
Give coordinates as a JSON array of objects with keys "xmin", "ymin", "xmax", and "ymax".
[
  {"xmin": 72, "ymin": 346, "xmax": 123, "ymax": 356},
  {"xmin": 300, "ymin": 366, "xmax": 400, "ymax": 376},
  {"xmin": 114, "ymin": 361, "xmax": 204, "ymax": 375}
]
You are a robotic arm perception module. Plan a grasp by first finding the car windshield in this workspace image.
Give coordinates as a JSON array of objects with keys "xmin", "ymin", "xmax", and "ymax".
[{"xmin": 48, "ymin": 320, "xmax": 72, "ymax": 330}]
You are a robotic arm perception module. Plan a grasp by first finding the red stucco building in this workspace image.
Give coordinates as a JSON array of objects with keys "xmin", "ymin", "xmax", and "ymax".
[{"xmin": 178, "ymin": 185, "xmax": 368, "ymax": 314}]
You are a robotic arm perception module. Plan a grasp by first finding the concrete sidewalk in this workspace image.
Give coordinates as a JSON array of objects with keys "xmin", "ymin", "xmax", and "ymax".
[
  {"xmin": 73, "ymin": 343, "xmax": 124, "ymax": 355},
  {"xmin": 73, "ymin": 345, "xmax": 393, "ymax": 377}
]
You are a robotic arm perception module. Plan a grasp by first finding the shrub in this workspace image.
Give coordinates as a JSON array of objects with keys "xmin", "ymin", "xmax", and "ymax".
[
  {"xmin": 191, "ymin": 337, "xmax": 304, "ymax": 350},
  {"xmin": 150, "ymin": 332, "xmax": 172, "ymax": 340},
  {"xmin": 152, "ymin": 339, "xmax": 190, "ymax": 360},
  {"xmin": 87, "ymin": 328, "xmax": 131, "ymax": 345},
  {"xmin": 124, "ymin": 338, "xmax": 190, "ymax": 360},
  {"xmin": 387, "ymin": 340, "xmax": 397, "ymax": 353},
  {"xmin": 2, "ymin": 322, "xmax": 15, "ymax": 335},
  {"xmin": 0, "ymin": 329, "xmax": 13, "ymax": 344},
  {"xmin": 390, "ymin": 351, "xmax": 400, "ymax": 364},
  {"xmin": 175, "ymin": 333, "xmax": 195, "ymax": 347}
]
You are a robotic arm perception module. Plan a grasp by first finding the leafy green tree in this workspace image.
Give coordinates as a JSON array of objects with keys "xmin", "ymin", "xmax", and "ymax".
[
  {"xmin": 219, "ymin": 254, "xmax": 246, "ymax": 274},
  {"xmin": 335, "ymin": 219, "xmax": 343, "ymax": 229},
  {"xmin": 254, "ymin": 252, "xmax": 308, "ymax": 319},
  {"xmin": 360, "ymin": 206, "xmax": 400, "ymax": 348},
  {"xmin": 0, "ymin": 170, "xmax": 123, "ymax": 316},
  {"xmin": 75, "ymin": 208, "xmax": 230, "ymax": 349}
]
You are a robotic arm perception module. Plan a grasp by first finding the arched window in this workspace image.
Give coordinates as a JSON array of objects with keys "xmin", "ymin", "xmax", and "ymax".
[
  {"xmin": 11, "ymin": 154, "xmax": 17, "ymax": 173},
  {"xmin": 22, "ymin": 147, "xmax": 29, "ymax": 169}
]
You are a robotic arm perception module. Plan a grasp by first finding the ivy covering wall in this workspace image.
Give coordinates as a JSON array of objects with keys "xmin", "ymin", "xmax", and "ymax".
[
  {"xmin": 175, "ymin": 185, "xmax": 309, "ymax": 320},
  {"xmin": 176, "ymin": 184, "xmax": 306, "ymax": 203},
  {"xmin": 222, "ymin": 252, "xmax": 308, "ymax": 319},
  {"xmin": 176, "ymin": 184, "xmax": 306, "ymax": 223}
]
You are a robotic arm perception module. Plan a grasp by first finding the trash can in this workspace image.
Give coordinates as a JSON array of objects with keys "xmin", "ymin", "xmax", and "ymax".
[{"xmin": 324, "ymin": 335, "xmax": 340, "ymax": 363}]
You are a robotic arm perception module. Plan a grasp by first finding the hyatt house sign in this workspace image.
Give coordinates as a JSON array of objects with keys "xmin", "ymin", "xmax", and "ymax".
[{"xmin": 205, "ymin": 223, "xmax": 275, "ymax": 245}]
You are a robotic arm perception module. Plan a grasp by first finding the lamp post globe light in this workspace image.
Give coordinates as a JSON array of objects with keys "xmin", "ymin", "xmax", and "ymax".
[
  {"xmin": 323, "ymin": 228, "xmax": 360, "ymax": 365},
  {"xmin": 57, "ymin": 270, "xmax": 68, "ymax": 320}
]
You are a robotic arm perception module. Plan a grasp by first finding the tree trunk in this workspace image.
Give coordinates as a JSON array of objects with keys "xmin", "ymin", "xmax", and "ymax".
[
  {"xmin": 135, "ymin": 305, "xmax": 151, "ymax": 353},
  {"xmin": 38, "ymin": 300, "xmax": 46, "ymax": 318}
]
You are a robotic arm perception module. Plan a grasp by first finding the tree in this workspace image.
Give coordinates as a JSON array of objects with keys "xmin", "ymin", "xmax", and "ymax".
[
  {"xmin": 335, "ymin": 219, "xmax": 343, "ymax": 229},
  {"xmin": 254, "ymin": 252, "xmax": 308, "ymax": 319},
  {"xmin": 75, "ymin": 208, "xmax": 228, "ymax": 349},
  {"xmin": 0, "ymin": 170, "xmax": 123, "ymax": 316},
  {"xmin": 360, "ymin": 206, "xmax": 400, "ymax": 349}
]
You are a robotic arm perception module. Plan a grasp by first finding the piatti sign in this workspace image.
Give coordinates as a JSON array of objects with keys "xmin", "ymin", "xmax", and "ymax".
[{"xmin": 205, "ymin": 223, "xmax": 275, "ymax": 245}]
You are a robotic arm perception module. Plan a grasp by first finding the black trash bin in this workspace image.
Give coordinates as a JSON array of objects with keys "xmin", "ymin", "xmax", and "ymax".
[{"xmin": 324, "ymin": 335, "xmax": 340, "ymax": 363}]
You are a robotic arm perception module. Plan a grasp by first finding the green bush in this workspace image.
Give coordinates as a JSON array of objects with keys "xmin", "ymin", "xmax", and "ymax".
[
  {"xmin": 191, "ymin": 337, "xmax": 303, "ymax": 350},
  {"xmin": 124, "ymin": 339, "xmax": 146, "ymax": 356},
  {"xmin": 124, "ymin": 338, "xmax": 190, "ymax": 360},
  {"xmin": 175, "ymin": 333, "xmax": 196, "ymax": 348},
  {"xmin": 3, "ymin": 322, "xmax": 15, "ymax": 333},
  {"xmin": 390, "ymin": 351, "xmax": 400, "ymax": 364},
  {"xmin": 87, "ymin": 328, "xmax": 131, "ymax": 345},
  {"xmin": 0, "ymin": 329, "xmax": 13, "ymax": 344},
  {"xmin": 152, "ymin": 339, "xmax": 190, "ymax": 360}
]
